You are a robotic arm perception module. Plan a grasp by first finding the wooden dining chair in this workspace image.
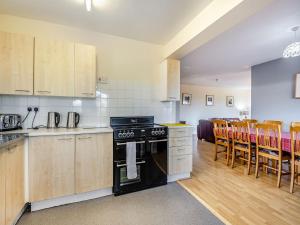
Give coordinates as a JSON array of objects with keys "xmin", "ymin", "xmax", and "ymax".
[
  {"xmin": 231, "ymin": 121, "xmax": 255, "ymax": 174},
  {"xmin": 290, "ymin": 124, "xmax": 300, "ymax": 193},
  {"xmin": 213, "ymin": 120, "xmax": 231, "ymax": 165},
  {"xmin": 243, "ymin": 119, "xmax": 258, "ymax": 129},
  {"xmin": 255, "ymin": 123, "xmax": 290, "ymax": 187},
  {"xmin": 264, "ymin": 120, "xmax": 283, "ymax": 127}
]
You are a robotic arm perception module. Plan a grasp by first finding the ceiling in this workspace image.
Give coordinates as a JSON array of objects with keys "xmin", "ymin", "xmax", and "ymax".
[
  {"xmin": 181, "ymin": 0, "xmax": 300, "ymax": 87},
  {"xmin": 0, "ymin": 0, "xmax": 212, "ymax": 44}
]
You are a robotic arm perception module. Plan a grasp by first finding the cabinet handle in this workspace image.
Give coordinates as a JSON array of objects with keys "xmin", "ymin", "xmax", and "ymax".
[
  {"xmin": 7, "ymin": 145, "xmax": 17, "ymax": 151},
  {"xmin": 15, "ymin": 89, "xmax": 30, "ymax": 93},
  {"xmin": 37, "ymin": 90, "xmax": 51, "ymax": 93},
  {"xmin": 57, "ymin": 137, "xmax": 73, "ymax": 141},
  {"xmin": 81, "ymin": 93, "xmax": 94, "ymax": 96},
  {"xmin": 168, "ymin": 97, "xmax": 177, "ymax": 99},
  {"xmin": 78, "ymin": 136, "xmax": 92, "ymax": 140},
  {"xmin": 177, "ymin": 148, "xmax": 185, "ymax": 151},
  {"xmin": 177, "ymin": 158, "xmax": 185, "ymax": 161}
]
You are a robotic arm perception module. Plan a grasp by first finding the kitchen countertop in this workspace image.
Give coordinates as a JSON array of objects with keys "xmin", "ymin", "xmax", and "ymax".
[
  {"xmin": 160, "ymin": 123, "xmax": 193, "ymax": 128},
  {"xmin": 0, "ymin": 133, "xmax": 25, "ymax": 149},
  {"xmin": 0, "ymin": 127, "xmax": 113, "ymax": 137}
]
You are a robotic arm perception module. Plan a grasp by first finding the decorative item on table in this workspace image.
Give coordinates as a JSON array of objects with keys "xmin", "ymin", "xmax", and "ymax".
[
  {"xmin": 182, "ymin": 93, "xmax": 192, "ymax": 105},
  {"xmin": 226, "ymin": 96, "xmax": 234, "ymax": 107},
  {"xmin": 179, "ymin": 121, "xmax": 186, "ymax": 124},
  {"xmin": 206, "ymin": 95, "xmax": 214, "ymax": 106},
  {"xmin": 240, "ymin": 111, "xmax": 249, "ymax": 119}
]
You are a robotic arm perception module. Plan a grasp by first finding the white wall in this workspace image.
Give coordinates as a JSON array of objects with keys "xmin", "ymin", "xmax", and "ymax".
[
  {"xmin": 178, "ymin": 84, "xmax": 251, "ymax": 130},
  {"xmin": 0, "ymin": 15, "xmax": 176, "ymax": 128}
]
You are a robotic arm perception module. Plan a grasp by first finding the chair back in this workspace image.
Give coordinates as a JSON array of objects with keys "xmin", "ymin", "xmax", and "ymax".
[
  {"xmin": 264, "ymin": 120, "xmax": 283, "ymax": 127},
  {"xmin": 213, "ymin": 120, "xmax": 229, "ymax": 140},
  {"xmin": 255, "ymin": 123, "xmax": 281, "ymax": 152},
  {"xmin": 290, "ymin": 124, "xmax": 300, "ymax": 157},
  {"xmin": 231, "ymin": 121, "xmax": 250, "ymax": 145},
  {"xmin": 291, "ymin": 122, "xmax": 300, "ymax": 127},
  {"xmin": 243, "ymin": 119, "xmax": 258, "ymax": 129}
]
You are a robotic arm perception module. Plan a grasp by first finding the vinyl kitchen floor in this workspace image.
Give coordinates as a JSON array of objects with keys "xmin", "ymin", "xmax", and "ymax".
[{"xmin": 18, "ymin": 183, "xmax": 222, "ymax": 225}]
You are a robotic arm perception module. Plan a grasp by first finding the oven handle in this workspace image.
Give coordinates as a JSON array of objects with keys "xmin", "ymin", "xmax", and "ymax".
[
  {"xmin": 116, "ymin": 141, "xmax": 145, "ymax": 146},
  {"xmin": 148, "ymin": 139, "xmax": 168, "ymax": 143},
  {"xmin": 116, "ymin": 160, "xmax": 146, "ymax": 167}
]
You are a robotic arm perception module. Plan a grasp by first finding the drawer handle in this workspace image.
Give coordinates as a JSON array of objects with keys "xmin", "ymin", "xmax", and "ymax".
[
  {"xmin": 57, "ymin": 138, "xmax": 73, "ymax": 141},
  {"xmin": 78, "ymin": 136, "xmax": 92, "ymax": 140},
  {"xmin": 15, "ymin": 89, "xmax": 30, "ymax": 93},
  {"xmin": 177, "ymin": 158, "xmax": 185, "ymax": 161},
  {"xmin": 168, "ymin": 97, "xmax": 176, "ymax": 99},
  {"xmin": 177, "ymin": 148, "xmax": 185, "ymax": 151},
  {"xmin": 7, "ymin": 145, "xmax": 17, "ymax": 151},
  {"xmin": 81, "ymin": 93, "xmax": 94, "ymax": 96},
  {"xmin": 37, "ymin": 90, "xmax": 51, "ymax": 93}
]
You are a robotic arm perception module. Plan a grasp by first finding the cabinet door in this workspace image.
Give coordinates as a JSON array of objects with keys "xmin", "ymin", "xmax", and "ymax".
[
  {"xmin": 0, "ymin": 150, "xmax": 5, "ymax": 225},
  {"xmin": 171, "ymin": 154, "xmax": 192, "ymax": 175},
  {"xmin": 5, "ymin": 141, "xmax": 24, "ymax": 225},
  {"xmin": 29, "ymin": 136, "xmax": 75, "ymax": 202},
  {"xmin": 34, "ymin": 38, "xmax": 74, "ymax": 97},
  {"xmin": 0, "ymin": 31, "xmax": 34, "ymax": 95},
  {"xmin": 75, "ymin": 133, "xmax": 113, "ymax": 194},
  {"xmin": 167, "ymin": 59, "xmax": 180, "ymax": 101},
  {"xmin": 96, "ymin": 133, "xmax": 113, "ymax": 188},
  {"xmin": 74, "ymin": 43, "xmax": 96, "ymax": 98},
  {"xmin": 75, "ymin": 134, "xmax": 99, "ymax": 193}
]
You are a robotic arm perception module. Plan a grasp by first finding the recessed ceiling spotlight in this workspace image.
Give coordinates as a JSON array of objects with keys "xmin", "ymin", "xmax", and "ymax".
[
  {"xmin": 85, "ymin": 0, "xmax": 92, "ymax": 12},
  {"xmin": 283, "ymin": 26, "xmax": 300, "ymax": 58}
]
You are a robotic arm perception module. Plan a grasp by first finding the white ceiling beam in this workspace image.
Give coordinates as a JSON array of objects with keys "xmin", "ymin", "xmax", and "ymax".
[{"xmin": 163, "ymin": 0, "xmax": 274, "ymax": 59}]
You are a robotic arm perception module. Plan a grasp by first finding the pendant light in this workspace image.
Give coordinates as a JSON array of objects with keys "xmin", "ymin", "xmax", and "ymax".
[
  {"xmin": 85, "ymin": 0, "xmax": 92, "ymax": 12},
  {"xmin": 283, "ymin": 26, "xmax": 300, "ymax": 58}
]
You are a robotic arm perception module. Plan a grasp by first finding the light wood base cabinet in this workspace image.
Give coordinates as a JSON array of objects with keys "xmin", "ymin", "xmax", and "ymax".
[
  {"xmin": 29, "ymin": 136, "xmax": 75, "ymax": 202},
  {"xmin": 0, "ymin": 140, "xmax": 25, "ymax": 225},
  {"xmin": 75, "ymin": 133, "xmax": 113, "ymax": 193}
]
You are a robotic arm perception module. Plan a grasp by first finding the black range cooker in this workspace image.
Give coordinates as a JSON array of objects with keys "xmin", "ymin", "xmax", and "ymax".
[{"xmin": 110, "ymin": 116, "xmax": 168, "ymax": 195}]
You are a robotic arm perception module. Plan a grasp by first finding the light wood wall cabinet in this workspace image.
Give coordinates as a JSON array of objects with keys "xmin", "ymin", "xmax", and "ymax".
[
  {"xmin": 75, "ymin": 133, "xmax": 113, "ymax": 193},
  {"xmin": 0, "ymin": 141, "xmax": 25, "ymax": 225},
  {"xmin": 0, "ymin": 31, "xmax": 34, "ymax": 95},
  {"xmin": 34, "ymin": 38, "xmax": 75, "ymax": 97},
  {"xmin": 160, "ymin": 59, "xmax": 180, "ymax": 101},
  {"xmin": 29, "ymin": 136, "xmax": 75, "ymax": 202},
  {"xmin": 75, "ymin": 44, "xmax": 96, "ymax": 98}
]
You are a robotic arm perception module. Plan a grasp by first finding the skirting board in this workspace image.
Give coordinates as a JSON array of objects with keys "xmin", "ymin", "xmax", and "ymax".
[
  {"xmin": 168, "ymin": 173, "xmax": 191, "ymax": 183},
  {"xmin": 31, "ymin": 188, "xmax": 112, "ymax": 211}
]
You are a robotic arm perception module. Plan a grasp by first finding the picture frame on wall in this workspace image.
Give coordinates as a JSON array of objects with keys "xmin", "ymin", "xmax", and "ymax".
[
  {"xmin": 182, "ymin": 93, "xmax": 192, "ymax": 105},
  {"xmin": 226, "ymin": 96, "xmax": 234, "ymax": 107},
  {"xmin": 206, "ymin": 95, "xmax": 214, "ymax": 106}
]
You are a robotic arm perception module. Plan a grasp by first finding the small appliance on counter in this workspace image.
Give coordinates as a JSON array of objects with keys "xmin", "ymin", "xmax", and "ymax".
[
  {"xmin": 0, "ymin": 114, "xmax": 22, "ymax": 131},
  {"xmin": 66, "ymin": 112, "xmax": 80, "ymax": 128},
  {"xmin": 47, "ymin": 112, "xmax": 61, "ymax": 128}
]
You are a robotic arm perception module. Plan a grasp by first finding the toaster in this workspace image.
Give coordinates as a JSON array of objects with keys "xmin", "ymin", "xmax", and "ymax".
[{"xmin": 0, "ymin": 114, "xmax": 22, "ymax": 131}]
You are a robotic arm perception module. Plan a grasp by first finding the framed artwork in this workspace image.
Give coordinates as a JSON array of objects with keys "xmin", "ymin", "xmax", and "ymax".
[
  {"xmin": 295, "ymin": 74, "xmax": 300, "ymax": 98},
  {"xmin": 182, "ymin": 93, "xmax": 192, "ymax": 105},
  {"xmin": 226, "ymin": 96, "xmax": 234, "ymax": 107},
  {"xmin": 206, "ymin": 95, "xmax": 214, "ymax": 106}
]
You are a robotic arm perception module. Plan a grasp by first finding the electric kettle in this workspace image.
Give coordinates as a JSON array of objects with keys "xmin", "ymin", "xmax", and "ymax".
[
  {"xmin": 47, "ymin": 112, "xmax": 60, "ymax": 128},
  {"xmin": 66, "ymin": 112, "xmax": 80, "ymax": 128}
]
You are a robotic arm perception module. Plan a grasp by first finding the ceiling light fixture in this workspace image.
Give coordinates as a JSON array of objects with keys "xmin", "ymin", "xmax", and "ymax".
[
  {"xmin": 283, "ymin": 26, "xmax": 300, "ymax": 58},
  {"xmin": 85, "ymin": 0, "xmax": 92, "ymax": 12}
]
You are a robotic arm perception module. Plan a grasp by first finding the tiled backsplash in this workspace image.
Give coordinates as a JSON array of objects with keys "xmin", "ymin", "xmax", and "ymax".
[{"xmin": 0, "ymin": 80, "xmax": 176, "ymax": 128}]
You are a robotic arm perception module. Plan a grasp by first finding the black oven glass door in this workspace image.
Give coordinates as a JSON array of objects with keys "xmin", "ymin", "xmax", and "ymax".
[
  {"xmin": 114, "ymin": 140, "xmax": 146, "ymax": 162},
  {"xmin": 146, "ymin": 138, "xmax": 168, "ymax": 187}
]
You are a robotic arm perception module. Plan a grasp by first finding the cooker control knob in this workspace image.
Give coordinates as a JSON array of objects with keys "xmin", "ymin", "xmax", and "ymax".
[
  {"xmin": 118, "ymin": 133, "xmax": 122, "ymax": 138},
  {"xmin": 162, "ymin": 130, "xmax": 165, "ymax": 135},
  {"xmin": 125, "ymin": 132, "xmax": 130, "ymax": 138},
  {"xmin": 130, "ymin": 132, "xmax": 134, "ymax": 137},
  {"xmin": 154, "ymin": 131, "xmax": 158, "ymax": 135},
  {"xmin": 151, "ymin": 130, "xmax": 155, "ymax": 135}
]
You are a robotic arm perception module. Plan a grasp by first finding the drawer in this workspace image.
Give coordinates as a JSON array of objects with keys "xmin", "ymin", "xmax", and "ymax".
[
  {"xmin": 171, "ymin": 154, "xmax": 192, "ymax": 174},
  {"xmin": 169, "ymin": 128, "xmax": 192, "ymax": 138},
  {"xmin": 170, "ymin": 146, "xmax": 192, "ymax": 156},
  {"xmin": 169, "ymin": 137, "xmax": 192, "ymax": 147}
]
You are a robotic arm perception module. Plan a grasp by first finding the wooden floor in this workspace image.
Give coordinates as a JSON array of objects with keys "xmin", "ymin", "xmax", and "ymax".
[{"xmin": 178, "ymin": 139, "xmax": 300, "ymax": 225}]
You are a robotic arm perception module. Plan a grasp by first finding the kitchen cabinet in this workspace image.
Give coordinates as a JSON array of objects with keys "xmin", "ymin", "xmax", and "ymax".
[
  {"xmin": 160, "ymin": 59, "xmax": 180, "ymax": 101},
  {"xmin": 34, "ymin": 38, "xmax": 75, "ymax": 97},
  {"xmin": 0, "ymin": 31, "xmax": 34, "ymax": 95},
  {"xmin": 0, "ymin": 140, "xmax": 24, "ymax": 225},
  {"xmin": 75, "ymin": 133, "xmax": 113, "ymax": 193},
  {"xmin": 29, "ymin": 136, "xmax": 75, "ymax": 202},
  {"xmin": 74, "ymin": 43, "xmax": 96, "ymax": 98},
  {"xmin": 167, "ymin": 126, "xmax": 193, "ymax": 176}
]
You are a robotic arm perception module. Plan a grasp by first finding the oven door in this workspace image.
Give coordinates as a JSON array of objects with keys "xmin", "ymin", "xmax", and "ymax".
[
  {"xmin": 113, "ymin": 139, "xmax": 147, "ymax": 195},
  {"xmin": 145, "ymin": 138, "xmax": 168, "ymax": 187}
]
